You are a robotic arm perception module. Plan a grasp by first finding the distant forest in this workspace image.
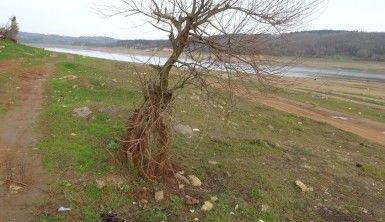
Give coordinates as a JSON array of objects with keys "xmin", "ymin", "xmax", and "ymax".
[
  {"xmin": 275, "ymin": 30, "xmax": 385, "ymax": 61},
  {"xmin": 19, "ymin": 30, "xmax": 385, "ymax": 61}
]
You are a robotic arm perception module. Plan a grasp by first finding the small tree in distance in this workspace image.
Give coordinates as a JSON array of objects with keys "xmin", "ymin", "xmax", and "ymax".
[
  {"xmin": 0, "ymin": 16, "xmax": 19, "ymax": 42},
  {"xmin": 8, "ymin": 16, "xmax": 19, "ymax": 42},
  {"xmin": 99, "ymin": 0, "xmax": 325, "ymax": 181}
]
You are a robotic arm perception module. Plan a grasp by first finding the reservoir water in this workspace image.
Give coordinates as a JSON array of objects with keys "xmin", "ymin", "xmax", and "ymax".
[{"xmin": 45, "ymin": 47, "xmax": 385, "ymax": 82}]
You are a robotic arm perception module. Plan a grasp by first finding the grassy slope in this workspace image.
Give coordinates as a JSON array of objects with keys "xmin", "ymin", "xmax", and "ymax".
[{"xmin": 1, "ymin": 41, "xmax": 385, "ymax": 221}]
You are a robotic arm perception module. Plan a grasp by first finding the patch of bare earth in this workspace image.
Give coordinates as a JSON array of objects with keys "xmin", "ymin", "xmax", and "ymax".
[
  {"xmin": 0, "ymin": 61, "xmax": 54, "ymax": 221},
  {"xmin": 230, "ymin": 85, "xmax": 385, "ymax": 146}
]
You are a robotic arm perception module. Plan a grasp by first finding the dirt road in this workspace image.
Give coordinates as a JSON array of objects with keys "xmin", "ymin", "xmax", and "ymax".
[
  {"xmin": 236, "ymin": 87, "xmax": 385, "ymax": 146},
  {"xmin": 0, "ymin": 60, "xmax": 53, "ymax": 221}
]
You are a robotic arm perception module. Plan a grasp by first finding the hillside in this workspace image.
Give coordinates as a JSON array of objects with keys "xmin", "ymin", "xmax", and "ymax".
[
  {"xmin": 2, "ymin": 40, "xmax": 385, "ymax": 221},
  {"xmin": 18, "ymin": 30, "xmax": 385, "ymax": 60},
  {"xmin": 18, "ymin": 32, "xmax": 118, "ymax": 46}
]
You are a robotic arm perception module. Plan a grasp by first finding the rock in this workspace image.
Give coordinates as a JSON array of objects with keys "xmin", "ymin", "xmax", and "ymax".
[
  {"xmin": 72, "ymin": 107, "xmax": 92, "ymax": 118},
  {"xmin": 173, "ymin": 124, "xmax": 193, "ymax": 137},
  {"xmin": 63, "ymin": 75, "xmax": 78, "ymax": 80},
  {"xmin": 268, "ymin": 124, "xmax": 274, "ymax": 130},
  {"xmin": 9, "ymin": 184, "xmax": 23, "ymax": 194},
  {"xmin": 178, "ymin": 184, "xmax": 185, "ymax": 189},
  {"xmin": 295, "ymin": 180, "xmax": 313, "ymax": 192},
  {"xmin": 210, "ymin": 196, "xmax": 218, "ymax": 202},
  {"xmin": 175, "ymin": 173, "xmax": 190, "ymax": 185},
  {"xmin": 201, "ymin": 201, "xmax": 214, "ymax": 211},
  {"xmin": 58, "ymin": 206, "xmax": 71, "ymax": 212},
  {"xmin": 185, "ymin": 195, "xmax": 200, "ymax": 205},
  {"xmin": 188, "ymin": 175, "xmax": 202, "ymax": 187},
  {"xmin": 208, "ymin": 160, "xmax": 218, "ymax": 165},
  {"xmin": 261, "ymin": 204, "xmax": 269, "ymax": 212},
  {"xmin": 96, "ymin": 179, "xmax": 105, "ymax": 189},
  {"xmin": 154, "ymin": 190, "xmax": 164, "ymax": 201}
]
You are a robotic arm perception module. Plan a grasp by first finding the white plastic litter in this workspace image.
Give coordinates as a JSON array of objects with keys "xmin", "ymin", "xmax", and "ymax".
[{"xmin": 58, "ymin": 207, "xmax": 71, "ymax": 212}]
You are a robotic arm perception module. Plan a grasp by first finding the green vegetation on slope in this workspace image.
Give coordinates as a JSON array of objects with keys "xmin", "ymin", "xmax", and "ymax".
[{"xmin": 1, "ymin": 41, "xmax": 385, "ymax": 221}]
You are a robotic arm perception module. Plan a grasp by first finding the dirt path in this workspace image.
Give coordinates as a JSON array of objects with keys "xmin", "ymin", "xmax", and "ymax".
[
  {"xmin": 234, "ymin": 87, "xmax": 385, "ymax": 146},
  {"xmin": 0, "ymin": 61, "xmax": 53, "ymax": 221}
]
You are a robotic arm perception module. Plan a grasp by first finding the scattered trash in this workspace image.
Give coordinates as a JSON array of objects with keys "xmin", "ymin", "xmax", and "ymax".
[
  {"xmin": 58, "ymin": 206, "xmax": 71, "ymax": 212},
  {"xmin": 71, "ymin": 133, "xmax": 77, "ymax": 136},
  {"xmin": 295, "ymin": 180, "xmax": 313, "ymax": 192},
  {"xmin": 230, "ymin": 212, "xmax": 235, "ymax": 215},
  {"xmin": 0, "ymin": 180, "xmax": 4, "ymax": 186},
  {"xmin": 234, "ymin": 204, "xmax": 239, "ymax": 210},
  {"xmin": 178, "ymin": 184, "xmax": 185, "ymax": 189},
  {"xmin": 188, "ymin": 175, "xmax": 202, "ymax": 187},
  {"xmin": 201, "ymin": 201, "xmax": 214, "ymax": 211},
  {"xmin": 193, "ymin": 128, "xmax": 200, "ymax": 132},
  {"xmin": 189, "ymin": 209, "xmax": 195, "ymax": 213},
  {"xmin": 154, "ymin": 190, "xmax": 164, "ymax": 201},
  {"xmin": 194, "ymin": 218, "xmax": 199, "ymax": 221}
]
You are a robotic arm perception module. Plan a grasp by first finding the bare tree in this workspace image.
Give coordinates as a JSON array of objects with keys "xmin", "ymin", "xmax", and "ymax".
[{"xmin": 99, "ymin": 0, "xmax": 324, "ymax": 180}]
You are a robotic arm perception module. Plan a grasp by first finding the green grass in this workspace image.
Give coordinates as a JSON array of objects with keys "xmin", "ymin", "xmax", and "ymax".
[
  {"xmin": 0, "ymin": 39, "xmax": 50, "ymax": 60},
  {"xmin": 2, "ymin": 41, "xmax": 385, "ymax": 221}
]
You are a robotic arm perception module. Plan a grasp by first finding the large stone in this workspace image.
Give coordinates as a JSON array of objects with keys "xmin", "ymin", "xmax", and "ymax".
[
  {"xmin": 154, "ymin": 190, "xmax": 164, "ymax": 201},
  {"xmin": 188, "ymin": 175, "xmax": 202, "ymax": 187},
  {"xmin": 295, "ymin": 180, "xmax": 313, "ymax": 192},
  {"xmin": 72, "ymin": 107, "xmax": 92, "ymax": 118},
  {"xmin": 174, "ymin": 124, "xmax": 193, "ymax": 137},
  {"xmin": 201, "ymin": 201, "xmax": 214, "ymax": 211}
]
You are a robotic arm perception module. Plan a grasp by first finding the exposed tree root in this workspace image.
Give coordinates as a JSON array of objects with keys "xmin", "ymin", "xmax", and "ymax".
[{"xmin": 119, "ymin": 85, "xmax": 175, "ymax": 181}]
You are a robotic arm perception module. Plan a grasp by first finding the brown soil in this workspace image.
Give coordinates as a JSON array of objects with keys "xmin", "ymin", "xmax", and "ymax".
[
  {"xmin": 235, "ymin": 86, "xmax": 385, "ymax": 146},
  {"xmin": 0, "ymin": 60, "xmax": 54, "ymax": 221}
]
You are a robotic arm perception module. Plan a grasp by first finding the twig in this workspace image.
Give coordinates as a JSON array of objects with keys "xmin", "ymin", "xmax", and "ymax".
[{"xmin": 5, "ymin": 178, "xmax": 28, "ymax": 187}]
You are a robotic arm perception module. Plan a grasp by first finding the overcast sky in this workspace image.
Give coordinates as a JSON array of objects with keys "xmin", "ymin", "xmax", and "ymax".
[{"xmin": 0, "ymin": 0, "xmax": 384, "ymax": 40}]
